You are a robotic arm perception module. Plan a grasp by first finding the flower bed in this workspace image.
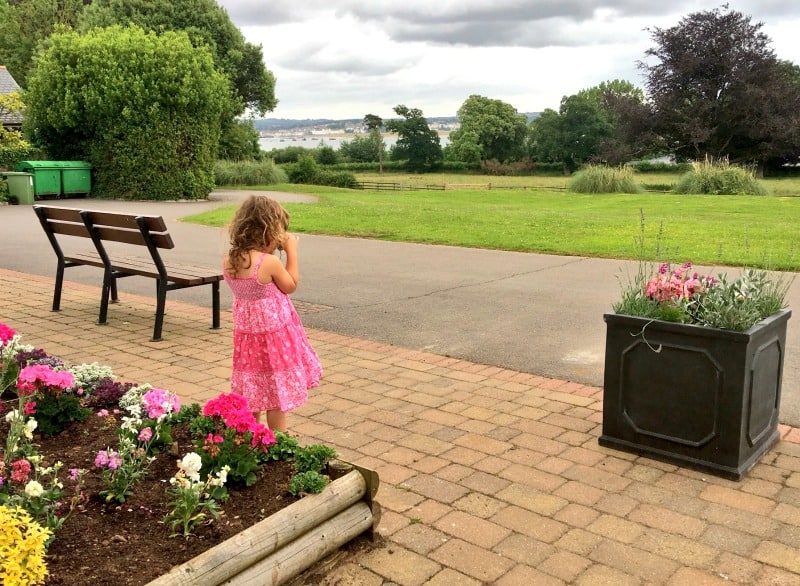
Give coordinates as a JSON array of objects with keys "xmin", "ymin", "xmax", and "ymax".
[{"xmin": 0, "ymin": 323, "xmax": 377, "ymax": 585}]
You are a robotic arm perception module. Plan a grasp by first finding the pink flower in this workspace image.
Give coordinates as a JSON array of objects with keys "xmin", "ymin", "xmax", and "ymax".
[
  {"xmin": 138, "ymin": 428, "xmax": 153, "ymax": 442},
  {"xmin": 108, "ymin": 452, "xmax": 123, "ymax": 470},
  {"xmin": 69, "ymin": 468, "xmax": 80, "ymax": 481},
  {"xmin": 95, "ymin": 450, "xmax": 110, "ymax": 468},
  {"xmin": 10, "ymin": 459, "xmax": 32, "ymax": 484},
  {"xmin": 97, "ymin": 409, "xmax": 110, "ymax": 417},
  {"xmin": 142, "ymin": 388, "xmax": 180, "ymax": 419},
  {"xmin": 17, "ymin": 364, "xmax": 75, "ymax": 395},
  {"xmin": 0, "ymin": 323, "xmax": 15, "ymax": 344}
]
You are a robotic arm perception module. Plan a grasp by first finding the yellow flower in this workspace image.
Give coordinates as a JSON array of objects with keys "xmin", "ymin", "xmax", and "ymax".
[{"xmin": 0, "ymin": 505, "xmax": 51, "ymax": 585}]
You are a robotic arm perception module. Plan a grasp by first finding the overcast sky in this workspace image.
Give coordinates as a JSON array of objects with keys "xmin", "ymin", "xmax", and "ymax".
[{"xmin": 216, "ymin": 1, "xmax": 800, "ymax": 120}]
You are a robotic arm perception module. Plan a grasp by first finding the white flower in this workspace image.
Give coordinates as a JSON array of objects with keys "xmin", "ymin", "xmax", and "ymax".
[
  {"xmin": 25, "ymin": 480, "xmax": 44, "ymax": 498},
  {"xmin": 5, "ymin": 408, "xmax": 19, "ymax": 423},
  {"xmin": 179, "ymin": 452, "xmax": 203, "ymax": 482},
  {"xmin": 23, "ymin": 418, "xmax": 38, "ymax": 439}
]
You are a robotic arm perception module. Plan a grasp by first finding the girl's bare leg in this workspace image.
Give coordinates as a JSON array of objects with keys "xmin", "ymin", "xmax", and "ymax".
[
  {"xmin": 253, "ymin": 411, "xmax": 265, "ymax": 425},
  {"xmin": 266, "ymin": 409, "xmax": 287, "ymax": 433}
]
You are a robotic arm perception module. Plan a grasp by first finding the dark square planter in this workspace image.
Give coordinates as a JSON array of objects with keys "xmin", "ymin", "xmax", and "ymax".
[{"xmin": 600, "ymin": 309, "xmax": 791, "ymax": 480}]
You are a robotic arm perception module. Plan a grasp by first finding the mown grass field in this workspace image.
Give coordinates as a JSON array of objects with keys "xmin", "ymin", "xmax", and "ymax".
[{"xmin": 186, "ymin": 174, "xmax": 800, "ymax": 271}]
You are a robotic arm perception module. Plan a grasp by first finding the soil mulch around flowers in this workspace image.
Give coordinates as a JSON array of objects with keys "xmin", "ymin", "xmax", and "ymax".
[{"xmin": 22, "ymin": 413, "xmax": 302, "ymax": 586}]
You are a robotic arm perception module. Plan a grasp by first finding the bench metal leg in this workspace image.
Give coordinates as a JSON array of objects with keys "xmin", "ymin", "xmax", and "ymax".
[
  {"xmin": 211, "ymin": 281, "xmax": 220, "ymax": 330},
  {"xmin": 98, "ymin": 271, "xmax": 113, "ymax": 325},
  {"xmin": 152, "ymin": 280, "xmax": 167, "ymax": 342},
  {"xmin": 52, "ymin": 263, "xmax": 65, "ymax": 312}
]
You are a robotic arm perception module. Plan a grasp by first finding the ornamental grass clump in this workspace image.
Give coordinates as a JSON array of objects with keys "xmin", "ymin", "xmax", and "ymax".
[
  {"xmin": 614, "ymin": 261, "xmax": 791, "ymax": 331},
  {"xmin": 568, "ymin": 164, "xmax": 643, "ymax": 194},
  {"xmin": 674, "ymin": 157, "xmax": 768, "ymax": 195}
]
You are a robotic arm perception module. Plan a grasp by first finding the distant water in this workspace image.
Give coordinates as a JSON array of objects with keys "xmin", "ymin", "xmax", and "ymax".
[{"xmin": 258, "ymin": 133, "xmax": 450, "ymax": 152}]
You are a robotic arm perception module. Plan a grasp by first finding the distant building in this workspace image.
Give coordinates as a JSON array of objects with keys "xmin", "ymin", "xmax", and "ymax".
[{"xmin": 0, "ymin": 65, "xmax": 23, "ymax": 130}]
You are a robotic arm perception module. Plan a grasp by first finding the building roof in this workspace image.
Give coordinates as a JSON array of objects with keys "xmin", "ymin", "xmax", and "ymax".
[{"xmin": 0, "ymin": 65, "xmax": 23, "ymax": 126}]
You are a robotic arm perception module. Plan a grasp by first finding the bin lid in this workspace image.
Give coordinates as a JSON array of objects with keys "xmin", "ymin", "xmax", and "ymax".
[
  {"xmin": 0, "ymin": 171, "xmax": 33, "ymax": 177},
  {"xmin": 15, "ymin": 161, "xmax": 92, "ymax": 171}
]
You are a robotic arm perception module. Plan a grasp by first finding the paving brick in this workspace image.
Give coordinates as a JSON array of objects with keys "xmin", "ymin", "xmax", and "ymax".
[
  {"xmin": 667, "ymin": 567, "xmax": 735, "ymax": 585},
  {"xmin": 453, "ymin": 432, "xmax": 511, "ymax": 456},
  {"xmin": 495, "ymin": 564, "xmax": 566, "ymax": 586},
  {"xmin": 423, "ymin": 568, "xmax": 482, "ymax": 586},
  {"xmin": 378, "ymin": 483, "xmax": 426, "ymax": 513},
  {"xmin": 636, "ymin": 528, "xmax": 718, "ymax": 566},
  {"xmin": 495, "ymin": 483, "xmax": 569, "ymax": 516},
  {"xmin": 553, "ymin": 503, "xmax": 601, "ymax": 528},
  {"xmin": 700, "ymin": 524, "xmax": 761, "ymax": 557},
  {"xmin": 538, "ymin": 550, "xmax": 592, "ymax": 583},
  {"xmin": 563, "ymin": 463, "xmax": 631, "ymax": 492},
  {"xmin": 589, "ymin": 539, "xmax": 680, "ymax": 582},
  {"xmin": 401, "ymin": 474, "xmax": 470, "ymax": 504},
  {"xmin": 432, "ymin": 463, "xmax": 473, "ymax": 483},
  {"xmin": 433, "ymin": 510, "xmax": 511, "ymax": 549},
  {"xmin": 552, "ymin": 480, "xmax": 605, "ymax": 506},
  {"xmin": 405, "ymin": 499, "xmax": 452, "ymax": 524},
  {"xmin": 498, "ymin": 463, "xmax": 565, "ymax": 492},
  {"xmin": 573, "ymin": 564, "xmax": 640, "ymax": 586},
  {"xmin": 709, "ymin": 552, "xmax": 762, "ymax": 584},
  {"xmin": 752, "ymin": 540, "xmax": 800, "ymax": 573},
  {"xmin": 587, "ymin": 514, "xmax": 645, "ymax": 544},
  {"xmin": 460, "ymin": 470, "xmax": 512, "ymax": 495},
  {"xmin": 628, "ymin": 503, "xmax": 707, "ymax": 538},
  {"xmin": 359, "ymin": 544, "xmax": 441, "ymax": 585},
  {"xmin": 453, "ymin": 493, "xmax": 508, "ymax": 519},
  {"xmin": 701, "ymin": 484, "xmax": 776, "ymax": 516},
  {"xmin": 493, "ymin": 533, "xmax": 555, "ymax": 565},
  {"xmin": 391, "ymin": 523, "xmax": 450, "ymax": 555},
  {"xmin": 492, "ymin": 505, "xmax": 569, "ymax": 543},
  {"xmin": 429, "ymin": 538, "xmax": 515, "ymax": 583}
]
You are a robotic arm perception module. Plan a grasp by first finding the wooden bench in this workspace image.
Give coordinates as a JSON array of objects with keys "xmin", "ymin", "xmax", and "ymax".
[{"xmin": 33, "ymin": 205, "xmax": 223, "ymax": 341}]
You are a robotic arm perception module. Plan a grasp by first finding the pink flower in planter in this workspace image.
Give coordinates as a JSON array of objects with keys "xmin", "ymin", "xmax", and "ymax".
[{"xmin": 0, "ymin": 323, "xmax": 16, "ymax": 344}]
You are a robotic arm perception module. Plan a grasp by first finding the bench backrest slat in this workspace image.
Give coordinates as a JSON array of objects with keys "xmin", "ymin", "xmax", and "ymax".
[{"xmin": 34, "ymin": 205, "xmax": 175, "ymax": 249}]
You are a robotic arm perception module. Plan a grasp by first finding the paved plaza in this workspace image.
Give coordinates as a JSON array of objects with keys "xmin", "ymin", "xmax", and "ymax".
[{"xmin": 1, "ymin": 268, "xmax": 799, "ymax": 584}]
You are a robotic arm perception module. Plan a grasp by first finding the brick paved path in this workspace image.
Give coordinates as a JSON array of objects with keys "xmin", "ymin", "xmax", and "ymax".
[{"xmin": 1, "ymin": 268, "xmax": 799, "ymax": 585}]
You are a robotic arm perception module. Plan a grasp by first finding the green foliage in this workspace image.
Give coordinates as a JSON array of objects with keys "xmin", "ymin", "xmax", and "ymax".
[
  {"xmin": 0, "ymin": 0, "xmax": 86, "ymax": 88},
  {"xmin": 293, "ymin": 444, "xmax": 337, "ymax": 474},
  {"xmin": 0, "ymin": 178, "xmax": 8, "ymax": 204},
  {"xmin": 315, "ymin": 144, "xmax": 339, "ymax": 165},
  {"xmin": 643, "ymin": 6, "xmax": 800, "ymax": 166},
  {"xmin": 32, "ymin": 392, "xmax": 90, "ymax": 436},
  {"xmin": 630, "ymin": 161, "xmax": 691, "ymax": 174},
  {"xmin": 284, "ymin": 156, "xmax": 356, "ymax": 188},
  {"xmin": 288, "ymin": 471, "xmax": 329, "ymax": 496},
  {"xmin": 213, "ymin": 159, "xmax": 288, "ymax": 186},
  {"xmin": 480, "ymin": 159, "xmax": 535, "ymax": 176},
  {"xmin": 450, "ymin": 95, "xmax": 529, "ymax": 163},
  {"xmin": 218, "ymin": 119, "xmax": 261, "ymax": 161},
  {"xmin": 25, "ymin": 25, "xmax": 230, "ymax": 200},
  {"xmin": 338, "ymin": 134, "xmax": 383, "ymax": 163},
  {"xmin": 263, "ymin": 431, "xmax": 300, "ymax": 462},
  {"xmin": 266, "ymin": 146, "xmax": 316, "ymax": 164},
  {"xmin": 79, "ymin": 0, "xmax": 276, "ymax": 116},
  {"xmin": 568, "ymin": 165, "xmax": 643, "ymax": 193},
  {"xmin": 384, "ymin": 105, "xmax": 443, "ymax": 173},
  {"xmin": 674, "ymin": 158, "xmax": 768, "ymax": 195}
]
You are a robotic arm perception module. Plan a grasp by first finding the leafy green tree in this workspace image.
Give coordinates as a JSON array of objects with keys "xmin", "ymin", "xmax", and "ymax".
[
  {"xmin": 529, "ymin": 93, "xmax": 613, "ymax": 173},
  {"xmin": 25, "ymin": 25, "xmax": 230, "ymax": 199},
  {"xmin": 338, "ymin": 134, "xmax": 382, "ymax": 163},
  {"xmin": 449, "ymin": 95, "xmax": 528, "ymax": 163},
  {"xmin": 314, "ymin": 144, "xmax": 338, "ymax": 165},
  {"xmin": 218, "ymin": 118, "xmax": 260, "ymax": 161},
  {"xmin": 0, "ymin": 91, "xmax": 31, "ymax": 168},
  {"xmin": 363, "ymin": 113, "xmax": 384, "ymax": 172},
  {"xmin": 384, "ymin": 105, "xmax": 442, "ymax": 173},
  {"xmin": 642, "ymin": 5, "xmax": 800, "ymax": 169},
  {"xmin": 79, "ymin": 0, "xmax": 276, "ymax": 116},
  {"xmin": 0, "ymin": 0, "xmax": 86, "ymax": 88}
]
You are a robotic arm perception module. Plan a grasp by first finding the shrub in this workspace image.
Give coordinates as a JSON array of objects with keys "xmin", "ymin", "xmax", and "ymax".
[
  {"xmin": 674, "ymin": 157, "xmax": 768, "ymax": 195},
  {"xmin": 0, "ymin": 505, "xmax": 51, "ymax": 585},
  {"xmin": 568, "ymin": 165, "xmax": 644, "ymax": 193},
  {"xmin": 480, "ymin": 159, "xmax": 536, "ymax": 176},
  {"xmin": 213, "ymin": 159, "xmax": 288, "ymax": 186},
  {"xmin": 0, "ymin": 177, "xmax": 9, "ymax": 204},
  {"xmin": 294, "ymin": 444, "xmax": 337, "ymax": 474},
  {"xmin": 288, "ymin": 471, "xmax": 329, "ymax": 495}
]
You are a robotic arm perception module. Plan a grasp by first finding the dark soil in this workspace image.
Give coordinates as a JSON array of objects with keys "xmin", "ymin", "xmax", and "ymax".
[{"xmin": 23, "ymin": 414, "xmax": 302, "ymax": 586}]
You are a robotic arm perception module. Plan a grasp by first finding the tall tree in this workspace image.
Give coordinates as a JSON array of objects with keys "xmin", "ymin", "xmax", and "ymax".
[
  {"xmin": 384, "ymin": 105, "xmax": 443, "ymax": 173},
  {"xmin": 25, "ymin": 25, "xmax": 230, "ymax": 200},
  {"xmin": 363, "ymin": 113, "xmax": 384, "ymax": 173},
  {"xmin": 79, "ymin": 0, "xmax": 276, "ymax": 116},
  {"xmin": 642, "ymin": 5, "xmax": 800, "ymax": 169},
  {"xmin": 0, "ymin": 0, "xmax": 86, "ymax": 88},
  {"xmin": 449, "ymin": 95, "xmax": 528, "ymax": 164}
]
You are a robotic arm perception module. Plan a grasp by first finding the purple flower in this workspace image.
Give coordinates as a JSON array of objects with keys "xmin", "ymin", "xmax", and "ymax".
[
  {"xmin": 95, "ymin": 450, "xmax": 110, "ymax": 468},
  {"xmin": 108, "ymin": 452, "xmax": 123, "ymax": 470}
]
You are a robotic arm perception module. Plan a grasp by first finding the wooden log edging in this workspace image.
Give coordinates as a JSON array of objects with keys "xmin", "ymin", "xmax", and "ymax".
[{"xmin": 147, "ymin": 466, "xmax": 379, "ymax": 586}]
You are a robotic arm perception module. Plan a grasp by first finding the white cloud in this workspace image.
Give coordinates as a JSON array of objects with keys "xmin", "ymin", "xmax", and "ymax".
[{"xmin": 220, "ymin": 1, "xmax": 800, "ymax": 119}]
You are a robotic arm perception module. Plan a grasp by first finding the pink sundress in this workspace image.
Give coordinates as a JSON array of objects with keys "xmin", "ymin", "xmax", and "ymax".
[{"xmin": 223, "ymin": 252, "xmax": 322, "ymax": 412}]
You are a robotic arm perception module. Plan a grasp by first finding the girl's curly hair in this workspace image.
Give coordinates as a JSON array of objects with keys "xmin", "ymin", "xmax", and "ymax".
[{"xmin": 226, "ymin": 196, "xmax": 290, "ymax": 274}]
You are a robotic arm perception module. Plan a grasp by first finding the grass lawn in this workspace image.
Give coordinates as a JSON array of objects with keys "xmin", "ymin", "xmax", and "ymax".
[{"xmin": 185, "ymin": 180, "xmax": 800, "ymax": 271}]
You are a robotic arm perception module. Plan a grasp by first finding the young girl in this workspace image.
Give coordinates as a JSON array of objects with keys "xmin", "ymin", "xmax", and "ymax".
[{"xmin": 223, "ymin": 195, "xmax": 322, "ymax": 433}]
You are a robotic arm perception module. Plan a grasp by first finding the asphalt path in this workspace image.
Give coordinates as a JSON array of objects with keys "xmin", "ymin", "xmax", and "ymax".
[{"xmin": 3, "ymin": 190, "xmax": 800, "ymax": 426}]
